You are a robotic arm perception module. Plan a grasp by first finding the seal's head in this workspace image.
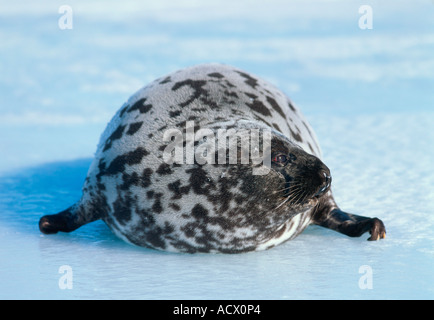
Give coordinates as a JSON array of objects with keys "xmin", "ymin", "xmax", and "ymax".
[
  {"xmin": 192, "ymin": 129, "xmax": 334, "ymax": 245},
  {"xmin": 269, "ymin": 135, "xmax": 332, "ymax": 209},
  {"xmin": 208, "ymin": 127, "xmax": 332, "ymax": 226}
]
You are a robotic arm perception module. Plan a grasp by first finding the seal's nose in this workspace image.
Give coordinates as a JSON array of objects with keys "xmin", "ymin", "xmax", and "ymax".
[{"xmin": 315, "ymin": 169, "xmax": 332, "ymax": 197}]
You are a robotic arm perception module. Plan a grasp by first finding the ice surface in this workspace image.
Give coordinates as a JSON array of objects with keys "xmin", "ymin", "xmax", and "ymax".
[{"xmin": 1, "ymin": 0, "xmax": 433, "ymax": 299}]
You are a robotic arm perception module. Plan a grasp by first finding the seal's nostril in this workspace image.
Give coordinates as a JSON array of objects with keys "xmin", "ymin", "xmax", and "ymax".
[
  {"xmin": 325, "ymin": 174, "xmax": 331, "ymax": 186},
  {"xmin": 321, "ymin": 170, "xmax": 331, "ymax": 185},
  {"xmin": 315, "ymin": 171, "xmax": 332, "ymax": 197}
]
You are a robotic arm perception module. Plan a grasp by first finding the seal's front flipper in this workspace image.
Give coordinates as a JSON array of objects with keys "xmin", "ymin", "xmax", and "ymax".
[
  {"xmin": 39, "ymin": 204, "xmax": 94, "ymax": 234},
  {"xmin": 313, "ymin": 207, "xmax": 386, "ymax": 241}
]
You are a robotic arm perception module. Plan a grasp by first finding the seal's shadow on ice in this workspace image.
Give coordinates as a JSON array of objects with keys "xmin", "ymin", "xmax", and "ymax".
[{"xmin": 39, "ymin": 63, "xmax": 386, "ymax": 253}]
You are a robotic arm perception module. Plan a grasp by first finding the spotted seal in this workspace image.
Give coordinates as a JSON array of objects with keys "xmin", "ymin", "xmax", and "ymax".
[{"xmin": 39, "ymin": 63, "xmax": 386, "ymax": 253}]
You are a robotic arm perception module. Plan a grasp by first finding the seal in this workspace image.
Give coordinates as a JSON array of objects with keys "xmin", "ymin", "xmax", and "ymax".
[{"xmin": 39, "ymin": 63, "xmax": 386, "ymax": 253}]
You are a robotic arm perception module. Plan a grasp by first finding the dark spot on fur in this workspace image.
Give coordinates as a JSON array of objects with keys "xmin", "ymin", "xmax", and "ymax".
[
  {"xmin": 225, "ymin": 80, "xmax": 236, "ymax": 88},
  {"xmin": 254, "ymin": 115, "xmax": 272, "ymax": 127},
  {"xmin": 144, "ymin": 228, "xmax": 166, "ymax": 250},
  {"xmin": 164, "ymin": 222, "xmax": 175, "ymax": 234},
  {"xmin": 128, "ymin": 98, "xmax": 153, "ymax": 114},
  {"xmin": 96, "ymin": 159, "xmax": 106, "ymax": 179},
  {"xmin": 244, "ymin": 92, "xmax": 258, "ymax": 100},
  {"xmin": 182, "ymin": 224, "xmax": 195, "ymax": 238},
  {"xmin": 112, "ymin": 193, "xmax": 133, "ymax": 225},
  {"xmin": 235, "ymin": 71, "xmax": 258, "ymax": 89},
  {"xmin": 308, "ymin": 142, "xmax": 315, "ymax": 154},
  {"xmin": 288, "ymin": 101, "xmax": 296, "ymax": 113},
  {"xmin": 168, "ymin": 179, "xmax": 191, "ymax": 200},
  {"xmin": 152, "ymin": 192, "xmax": 163, "ymax": 213},
  {"xmin": 134, "ymin": 206, "xmax": 155, "ymax": 226},
  {"xmin": 186, "ymin": 166, "xmax": 215, "ymax": 195},
  {"xmin": 156, "ymin": 163, "xmax": 173, "ymax": 175},
  {"xmin": 103, "ymin": 124, "xmax": 126, "ymax": 152},
  {"xmin": 159, "ymin": 76, "xmax": 171, "ymax": 84},
  {"xmin": 234, "ymin": 195, "xmax": 245, "ymax": 205},
  {"xmin": 121, "ymin": 171, "xmax": 140, "ymax": 190},
  {"xmin": 208, "ymin": 178, "xmax": 237, "ymax": 213},
  {"xmin": 272, "ymin": 123, "xmax": 282, "ymax": 132},
  {"xmin": 99, "ymin": 147, "xmax": 149, "ymax": 177},
  {"xmin": 169, "ymin": 203, "xmax": 181, "ymax": 211},
  {"xmin": 224, "ymin": 90, "xmax": 238, "ymax": 98},
  {"xmin": 169, "ymin": 110, "xmax": 181, "ymax": 117},
  {"xmin": 266, "ymin": 96, "xmax": 286, "ymax": 118},
  {"xmin": 126, "ymin": 122, "xmax": 143, "ymax": 135},
  {"xmin": 141, "ymin": 168, "xmax": 153, "ymax": 188},
  {"xmin": 191, "ymin": 107, "xmax": 206, "ymax": 112},
  {"xmin": 191, "ymin": 203, "xmax": 208, "ymax": 219},
  {"xmin": 172, "ymin": 79, "xmax": 208, "ymax": 108},
  {"xmin": 119, "ymin": 104, "xmax": 129, "ymax": 118},
  {"xmin": 208, "ymin": 72, "xmax": 224, "ymax": 79},
  {"xmin": 246, "ymin": 100, "xmax": 272, "ymax": 117},
  {"xmin": 289, "ymin": 127, "xmax": 303, "ymax": 143}
]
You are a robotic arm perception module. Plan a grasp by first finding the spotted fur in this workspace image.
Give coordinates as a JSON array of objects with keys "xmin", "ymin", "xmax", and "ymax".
[{"xmin": 39, "ymin": 63, "xmax": 386, "ymax": 253}]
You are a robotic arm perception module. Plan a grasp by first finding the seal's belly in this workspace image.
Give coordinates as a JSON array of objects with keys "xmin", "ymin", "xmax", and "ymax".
[{"xmin": 106, "ymin": 210, "xmax": 314, "ymax": 253}]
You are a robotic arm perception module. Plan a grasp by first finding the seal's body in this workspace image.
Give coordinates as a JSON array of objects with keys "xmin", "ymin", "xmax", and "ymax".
[{"xmin": 39, "ymin": 64, "xmax": 385, "ymax": 253}]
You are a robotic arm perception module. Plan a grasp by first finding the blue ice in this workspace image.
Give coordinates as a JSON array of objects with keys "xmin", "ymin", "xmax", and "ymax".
[{"xmin": 1, "ymin": 0, "xmax": 433, "ymax": 299}]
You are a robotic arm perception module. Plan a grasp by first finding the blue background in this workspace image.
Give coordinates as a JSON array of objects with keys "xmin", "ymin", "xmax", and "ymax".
[{"xmin": 1, "ymin": 0, "xmax": 433, "ymax": 299}]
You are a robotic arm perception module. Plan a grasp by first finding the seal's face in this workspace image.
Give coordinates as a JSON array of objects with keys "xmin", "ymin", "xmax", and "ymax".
[{"xmin": 269, "ymin": 136, "xmax": 332, "ymax": 208}]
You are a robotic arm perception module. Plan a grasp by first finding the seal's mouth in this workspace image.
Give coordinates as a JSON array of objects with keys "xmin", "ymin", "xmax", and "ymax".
[
  {"xmin": 274, "ymin": 171, "xmax": 332, "ymax": 210},
  {"xmin": 274, "ymin": 179, "xmax": 314, "ymax": 209}
]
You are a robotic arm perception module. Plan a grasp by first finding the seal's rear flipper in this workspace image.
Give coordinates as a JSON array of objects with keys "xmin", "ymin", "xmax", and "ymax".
[
  {"xmin": 39, "ymin": 205, "xmax": 89, "ymax": 234},
  {"xmin": 312, "ymin": 207, "xmax": 386, "ymax": 241}
]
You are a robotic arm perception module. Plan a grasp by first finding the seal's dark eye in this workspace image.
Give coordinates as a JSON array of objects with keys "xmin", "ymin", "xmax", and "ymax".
[
  {"xmin": 272, "ymin": 154, "xmax": 288, "ymax": 164},
  {"xmin": 272, "ymin": 153, "xmax": 297, "ymax": 165}
]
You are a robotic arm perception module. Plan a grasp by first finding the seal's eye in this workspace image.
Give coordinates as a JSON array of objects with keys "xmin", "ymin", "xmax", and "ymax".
[
  {"xmin": 272, "ymin": 153, "xmax": 297, "ymax": 165},
  {"xmin": 272, "ymin": 154, "xmax": 288, "ymax": 164}
]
